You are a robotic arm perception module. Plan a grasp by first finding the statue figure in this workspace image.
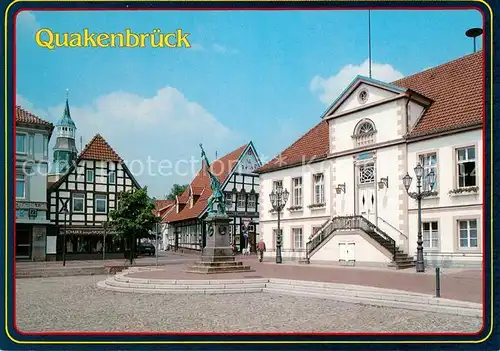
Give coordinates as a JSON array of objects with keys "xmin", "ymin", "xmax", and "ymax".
[{"xmin": 200, "ymin": 144, "xmax": 226, "ymax": 216}]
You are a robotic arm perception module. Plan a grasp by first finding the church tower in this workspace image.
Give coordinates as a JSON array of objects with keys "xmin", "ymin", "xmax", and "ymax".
[{"xmin": 48, "ymin": 91, "xmax": 78, "ymax": 183}]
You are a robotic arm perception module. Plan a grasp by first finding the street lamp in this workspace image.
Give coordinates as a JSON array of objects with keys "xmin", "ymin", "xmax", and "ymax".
[
  {"xmin": 403, "ymin": 163, "xmax": 436, "ymax": 273},
  {"xmin": 102, "ymin": 221, "xmax": 108, "ymax": 264},
  {"xmin": 59, "ymin": 206, "xmax": 69, "ymax": 267},
  {"xmin": 269, "ymin": 185, "xmax": 289, "ymax": 264}
]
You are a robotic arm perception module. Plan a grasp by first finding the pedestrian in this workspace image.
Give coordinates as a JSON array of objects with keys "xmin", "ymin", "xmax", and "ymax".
[{"xmin": 257, "ymin": 238, "xmax": 266, "ymax": 262}]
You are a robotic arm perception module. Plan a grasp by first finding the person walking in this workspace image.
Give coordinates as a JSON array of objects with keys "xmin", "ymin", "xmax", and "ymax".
[{"xmin": 257, "ymin": 239, "xmax": 266, "ymax": 262}]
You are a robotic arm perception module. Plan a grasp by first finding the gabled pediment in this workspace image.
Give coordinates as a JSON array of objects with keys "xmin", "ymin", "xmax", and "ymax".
[{"xmin": 321, "ymin": 75, "xmax": 407, "ymax": 120}]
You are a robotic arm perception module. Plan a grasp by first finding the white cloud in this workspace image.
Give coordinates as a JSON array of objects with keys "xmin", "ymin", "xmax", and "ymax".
[
  {"xmin": 212, "ymin": 43, "xmax": 238, "ymax": 55},
  {"xmin": 17, "ymin": 88, "xmax": 244, "ymax": 197},
  {"xmin": 310, "ymin": 59, "xmax": 404, "ymax": 105},
  {"xmin": 16, "ymin": 10, "xmax": 39, "ymax": 32}
]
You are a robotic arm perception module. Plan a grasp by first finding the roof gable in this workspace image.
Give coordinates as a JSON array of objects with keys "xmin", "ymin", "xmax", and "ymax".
[
  {"xmin": 48, "ymin": 134, "xmax": 141, "ymax": 191},
  {"xmin": 321, "ymin": 75, "xmax": 407, "ymax": 119},
  {"xmin": 79, "ymin": 134, "xmax": 123, "ymax": 162},
  {"xmin": 164, "ymin": 143, "xmax": 249, "ymax": 223}
]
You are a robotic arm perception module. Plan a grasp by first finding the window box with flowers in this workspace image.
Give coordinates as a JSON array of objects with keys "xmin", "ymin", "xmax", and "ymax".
[
  {"xmin": 287, "ymin": 205, "xmax": 303, "ymax": 212},
  {"xmin": 448, "ymin": 186, "xmax": 479, "ymax": 197},
  {"xmin": 308, "ymin": 203, "xmax": 326, "ymax": 210}
]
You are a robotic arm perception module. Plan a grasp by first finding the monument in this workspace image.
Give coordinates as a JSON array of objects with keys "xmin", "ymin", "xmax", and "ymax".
[{"xmin": 185, "ymin": 144, "xmax": 253, "ymax": 274}]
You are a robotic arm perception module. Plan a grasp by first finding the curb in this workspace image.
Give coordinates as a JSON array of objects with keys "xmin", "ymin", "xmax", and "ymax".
[{"xmin": 96, "ymin": 268, "xmax": 482, "ymax": 318}]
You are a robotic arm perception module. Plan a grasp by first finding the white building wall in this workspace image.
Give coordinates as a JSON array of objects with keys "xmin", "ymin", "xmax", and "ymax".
[
  {"xmin": 335, "ymin": 84, "xmax": 397, "ymax": 114},
  {"xmin": 259, "ymin": 161, "xmax": 331, "ymax": 260},
  {"xmin": 407, "ymin": 129, "xmax": 482, "ymax": 267},
  {"xmin": 329, "ymin": 94, "xmax": 401, "ymax": 154}
]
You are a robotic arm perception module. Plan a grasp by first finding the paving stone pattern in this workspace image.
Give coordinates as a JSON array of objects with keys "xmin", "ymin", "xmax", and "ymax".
[{"xmin": 16, "ymin": 275, "xmax": 482, "ymax": 333}]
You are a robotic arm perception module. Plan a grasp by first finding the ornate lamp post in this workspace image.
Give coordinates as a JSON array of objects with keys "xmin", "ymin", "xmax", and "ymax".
[
  {"xmin": 102, "ymin": 221, "xmax": 108, "ymax": 263},
  {"xmin": 61, "ymin": 206, "xmax": 69, "ymax": 267},
  {"xmin": 403, "ymin": 163, "xmax": 436, "ymax": 273},
  {"xmin": 269, "ymin": 185, "xmax": 289, "ymax": 264}
]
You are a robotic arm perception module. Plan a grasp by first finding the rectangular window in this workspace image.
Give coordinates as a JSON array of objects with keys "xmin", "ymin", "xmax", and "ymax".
[
  {"xmin": 422, "ymin": 221, "xmax": 439, "ymax": 249},
  {"xmin": 313, "ymin": 173, "xmax": 325, "ymax": 204},
  {"xmin": 247, "ymin": 194, "xmax": 256, "ymax": 209},
  {"xmin": 16, "ymin": 134, "xmax": 26, "ymax": 153},
  {"xmin": 34, "ymin": 134, "xmax": 43, "ymax": 155},
  {"xmin": 292, "ymin": 177, "xmax": 302, "ymax": 206},
  {"xmin": 95, "ymin": 194, "xmax": 107, "ymax": 214},
  {"xmin": 108, "ymin": 171, "xmax": 116, "ymax": 184},
  {"xmin": 237, "ymin": 193, "xmax": 246, "ymax": 208},
  {"xmin": 72, "ymin": 193, "xmax": 85, "ymax": 213},
  {"xmin": 16, "ymin": 173, "xmax": 25, "ymax": 199},
  {"xmin": 43, "ymin": 135, "xmax": 48, "ymax": 158},
  {"xmin": 272, "ymin": 180, "xmax": 283, "ymax": 192},
  {"xmin": 419, "ymin": 153, "xmax": 438, "ymax": 191},
  {"xmin": 458, "ymin": 219, "xmax": 478, "ymax": 249},
  {"xmin": 225, "ymin": 192, "xmax": 233, "ymax": 208},
  {"xmin": 292, "ymin": 228, "xmax": 303, "ymax": 249},
  {"xmin": 86, "ymin": 169, "xmax": 94, "ymax": 183},
  {"xmin": 456, "ymin": 147, "xmax": 476, "ymax": 188}
]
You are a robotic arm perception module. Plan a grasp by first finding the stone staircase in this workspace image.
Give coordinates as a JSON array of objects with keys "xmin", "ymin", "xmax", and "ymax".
[
  {"xmin": 305, "ymin": 215, "xmax": 416, "ymax": 270},
  {"xmin": 97, "ymin": 267, "xmax": 482, "ymax": 317}
]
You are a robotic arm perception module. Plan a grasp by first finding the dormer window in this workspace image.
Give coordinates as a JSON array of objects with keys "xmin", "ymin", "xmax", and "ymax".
[{"xmin": 352, "ymin": 118, "xmax": 376, "ymax": 147}]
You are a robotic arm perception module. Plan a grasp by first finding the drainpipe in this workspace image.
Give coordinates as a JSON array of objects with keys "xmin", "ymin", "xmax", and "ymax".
[
  {"xmin": 403, "ymin": 91, "xmax": 412, "ymax": 254},
  {"xmin": 404, "ymin": 91, "xmax": 412, "ymax": 134}
]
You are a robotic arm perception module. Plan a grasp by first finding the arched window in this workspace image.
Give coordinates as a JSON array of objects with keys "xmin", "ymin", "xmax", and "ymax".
[
  {"xmin": 355, "ymin": 119, "xmax": 375, "ymax": 135},
  {"xmin": 353, "ymin": 119, "xmax": 376, "ymax": 146}
]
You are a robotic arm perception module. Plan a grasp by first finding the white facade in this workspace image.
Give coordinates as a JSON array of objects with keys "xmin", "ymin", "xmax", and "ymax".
[
  {"xmin": 259, "ymin": 160, "xmax": 331, "ymax": 260},
  {"xmin": 15, "ymin": 123, "xmax": 53, "ymax": 261},
  {"xmin": 259, "ymin": 76, "xmax": 482, "ymax": 268}
]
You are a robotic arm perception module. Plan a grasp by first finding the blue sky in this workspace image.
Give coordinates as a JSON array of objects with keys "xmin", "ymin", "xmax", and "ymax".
[{"xmin": 15, "ymin": 9, "xmax": 483, "ymax": 198}]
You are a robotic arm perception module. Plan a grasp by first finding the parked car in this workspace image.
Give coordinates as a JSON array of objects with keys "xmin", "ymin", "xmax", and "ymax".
[{"xmin": 138, "ymin": 243, "xmax": 156, "ymax": 256}]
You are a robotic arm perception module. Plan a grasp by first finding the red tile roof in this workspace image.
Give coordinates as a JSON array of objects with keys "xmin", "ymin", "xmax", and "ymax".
[
  {"xmin": 257, "ymin": 51, "xmax": 483, "ymax": 173},
  {"xmin": 79, "ymin": 134, "xmax": 123, "ymax": 162},
  {"xmin": 16, "ymin": 105, "xmax": 54, "ymax": 131},
  {"xmin": 255, "ymin": 121, "xmax": 329, "ymax": 173},
  {"xmin": 393, "ymin": 51, "xmax": 483, "ymax": 137},
  {"xmin": 164, "ymin": 144, "xmax": 248, "ymax": 223},
  {"xmin": 153, "ymin": 199, "xmax": 175, "ymax": 216}
]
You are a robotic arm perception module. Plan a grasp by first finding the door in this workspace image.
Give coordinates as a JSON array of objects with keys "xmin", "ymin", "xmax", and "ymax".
[
  {"xmin": 338, "ymin": 243, "xmax": 346, "ymax": 261},
  {"xmin": 357, "ymin": 163, "xmax": 376, "ymax": 223},
  {"xmin": 346, "ymin": 243, "xmax": 355, "ymax": 261},
  {"xmin": 16, "ymin": 226, "xmax": 31, "ymax": 259}
]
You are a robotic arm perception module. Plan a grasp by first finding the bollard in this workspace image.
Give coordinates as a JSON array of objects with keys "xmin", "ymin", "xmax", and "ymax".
[{"xmin": 435, "ymin": 266, "xmax": 441, "ymax": 298}]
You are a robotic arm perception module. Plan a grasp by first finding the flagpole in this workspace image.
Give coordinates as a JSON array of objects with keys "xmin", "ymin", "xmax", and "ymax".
[{"xmin": 368, "ymin": 9, "xmax": 372, "ymax": 78}]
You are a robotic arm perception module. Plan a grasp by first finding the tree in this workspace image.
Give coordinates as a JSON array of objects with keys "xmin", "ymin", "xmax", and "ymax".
[
  {"xmin": 109, "ymin": 186, "xmax": 160, "ymax": 264},
  {"xmin": 165, "ymin": 184, "xmax": 189, "ymax": 200}
]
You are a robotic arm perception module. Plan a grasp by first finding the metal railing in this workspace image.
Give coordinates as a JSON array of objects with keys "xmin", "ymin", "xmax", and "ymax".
[
  {"xmin": 306, "ymin": 215, "xmax": 396, "ymax": 261},
  {"xmin": 377, "ymin": 216, "xmax": 408, "ymax": 239}
]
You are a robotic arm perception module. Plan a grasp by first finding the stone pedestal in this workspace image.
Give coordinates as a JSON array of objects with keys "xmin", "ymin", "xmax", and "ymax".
[{"xmin": 186, "ymin": 215, "xmax": 253, "ymax": 274}]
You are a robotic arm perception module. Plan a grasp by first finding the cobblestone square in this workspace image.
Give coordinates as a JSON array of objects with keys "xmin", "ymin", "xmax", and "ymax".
[{"xmin": 16, "ymin": 275, "xmax": 482, "ymax": 333}]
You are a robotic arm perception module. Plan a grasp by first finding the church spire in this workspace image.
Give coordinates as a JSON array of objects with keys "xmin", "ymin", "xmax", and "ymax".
[{"xmin": 49, "ymin": 90, "xmax": 78, "ymax": 177}]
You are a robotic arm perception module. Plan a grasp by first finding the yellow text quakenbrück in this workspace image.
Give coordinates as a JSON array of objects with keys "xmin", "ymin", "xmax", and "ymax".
[{"xmin": 35, "ymin": 28, "xmax": 192, "ymax": 50}]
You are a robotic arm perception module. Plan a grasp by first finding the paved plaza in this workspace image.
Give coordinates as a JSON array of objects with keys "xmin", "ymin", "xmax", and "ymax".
[{"xmin": 16, "ymin": 275, "xmax": 481, "ymax": 333}]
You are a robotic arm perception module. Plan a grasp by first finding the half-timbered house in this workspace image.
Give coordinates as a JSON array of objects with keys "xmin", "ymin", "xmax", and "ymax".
[
  {"xmin": 163, "ymin": 142, "xmax": 262, "ymax": 253},
  {"xmin": 47, "ymin": 134, "xmax": 141, "ymax": 260}
]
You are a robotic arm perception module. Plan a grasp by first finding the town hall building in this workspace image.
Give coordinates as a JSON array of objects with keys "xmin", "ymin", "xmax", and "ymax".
[{"xmin": 256, "ymin": 51, "xmax": 483, "ymax": 269}]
